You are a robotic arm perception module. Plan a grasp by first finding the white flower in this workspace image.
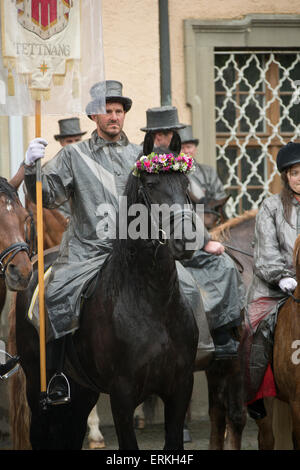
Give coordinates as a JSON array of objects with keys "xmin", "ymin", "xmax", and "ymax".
[{"xmin": 173, "ymin": 162, "xmax": 180, "ymax": 171}]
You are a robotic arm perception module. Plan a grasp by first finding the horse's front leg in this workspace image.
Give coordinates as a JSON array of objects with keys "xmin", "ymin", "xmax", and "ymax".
[
  {"xmin": 162, "ymin": 374, "xmax": 194, "ymax": 450},
  {"xmin": 87, "ymin": 403, "xmax": 105, "ymax": 449},
  {"xmin": 110, "ymin": 384, "xmax": 138, "ymax": 450},
  {"xmin": 223, "ymin": 358, "xmax": 247, "ymax": 450},
  {"xmin": 205, "ymin": 365, "xmax": 226, "ymax": 450}
]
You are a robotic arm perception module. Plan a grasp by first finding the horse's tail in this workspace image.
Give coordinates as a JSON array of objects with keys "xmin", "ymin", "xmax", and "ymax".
[{"xmin": 8, "ymin": 293, "xmax": 31, "ymax": 450}]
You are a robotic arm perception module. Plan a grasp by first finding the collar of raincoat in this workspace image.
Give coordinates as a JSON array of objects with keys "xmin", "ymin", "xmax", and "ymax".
[
  {"xmin": 91, "ymin": 129, "xmax": 129, "ymax": 151},
  {"xmin": 292, "ymin": 194, "xmax": 300, "ymax": 204}
]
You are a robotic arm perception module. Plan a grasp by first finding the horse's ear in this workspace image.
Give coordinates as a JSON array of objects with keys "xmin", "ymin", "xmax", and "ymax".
[
  {"xmin": 143, "ymin": 132, "xmax": 154, "ymax": 156},
  {"xmin": 169, "ymin": 131, "xmax": 181, "ymax": 155}
]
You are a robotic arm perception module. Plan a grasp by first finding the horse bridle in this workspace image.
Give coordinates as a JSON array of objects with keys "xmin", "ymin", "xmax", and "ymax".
[
  {"xmin": 138, "ymin": 184, "xmax": 168, "ymax": 247},
  {"xmin": 0, "ymin": 210, "xmax": 34, "ymax": 277},
  {"xmin": 0, "ymin": 241, "xmax": 30, "ymax": 277}
]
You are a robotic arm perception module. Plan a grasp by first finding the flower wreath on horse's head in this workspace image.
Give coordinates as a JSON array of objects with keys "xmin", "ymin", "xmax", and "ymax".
[{"xmin": 132, "ymin": 152, "xmax": 195, "ymax": 177}]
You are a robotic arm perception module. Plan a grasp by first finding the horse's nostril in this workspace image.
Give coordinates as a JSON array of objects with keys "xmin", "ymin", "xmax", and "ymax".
[{"xmin": 6, "ymin": 263, "xmax": 20, "ymax": 280}]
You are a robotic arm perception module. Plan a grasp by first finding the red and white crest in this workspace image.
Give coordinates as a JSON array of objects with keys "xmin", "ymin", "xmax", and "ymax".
[{"xmin": 16, "ymin": 0, "xmax": 72, "ymax": 40}]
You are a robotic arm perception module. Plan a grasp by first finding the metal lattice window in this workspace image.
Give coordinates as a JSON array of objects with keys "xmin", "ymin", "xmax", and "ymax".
[{"xmin": 215, "ymin": 50, "xmax": 300, "ymax": 217}]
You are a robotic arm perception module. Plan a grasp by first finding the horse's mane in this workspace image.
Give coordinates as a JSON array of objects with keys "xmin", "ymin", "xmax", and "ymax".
[
  {"xmin": 0, "ymin": 176, "xmax": 19, "ymax": 202},
  {"xmin": 211, "ymin": 209, "xmax": 258, "ymax": 242}
]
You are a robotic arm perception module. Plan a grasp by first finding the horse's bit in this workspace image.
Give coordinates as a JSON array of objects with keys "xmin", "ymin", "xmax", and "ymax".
[{"xmin": 0, "ymin": 241, "xmax": 30, "ymax": 277}]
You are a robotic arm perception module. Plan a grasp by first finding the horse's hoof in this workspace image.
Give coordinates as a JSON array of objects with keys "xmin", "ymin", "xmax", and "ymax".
[
  {"xmin": 89, "ymin": 439, "xmax": 106, "ymax": 450},
  {"xmin": 183, "ymin": 428, "xmax": 192, "ymax": 443}
]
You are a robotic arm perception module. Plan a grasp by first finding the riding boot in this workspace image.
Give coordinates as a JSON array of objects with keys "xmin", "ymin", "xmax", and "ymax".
[
  {"xmin": 46, "ymin": 336, "xmax": 70, "ymax": 405},
  {"xmin": 211, "ymin": 326, "xmax": 239, "ymax": 360},
  {"xmin": 247, "ymin": 398, "xmax": 266, "ymax": 420},
  {"xmin": 0, "ymin": 355, "xmax": 20, "ymax": 379}
]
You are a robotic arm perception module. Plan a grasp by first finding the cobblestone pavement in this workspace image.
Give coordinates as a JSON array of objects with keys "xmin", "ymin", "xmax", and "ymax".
[{"xmin": 0, "ymin": 416, "xmax": 258, "ymax": 451}]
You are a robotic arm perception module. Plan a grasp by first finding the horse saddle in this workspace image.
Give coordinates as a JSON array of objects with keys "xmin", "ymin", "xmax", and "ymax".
[{"xmin": 27, "ymin": 265, "xmax": 101, "ymax": 343}]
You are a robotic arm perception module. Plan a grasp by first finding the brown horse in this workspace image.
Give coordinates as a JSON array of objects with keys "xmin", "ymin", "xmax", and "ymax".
[
  {"xmin": 8, "ymin": 165, "xmax": 105, "ymax": 450},
  {"xmin": 272, "ymin": 234, "xmax": 300, "ymax": 448},
  {"xmin": 0, "ymin": 177, "xmax": 33, "ymax": 297},
  {"xmin": 200, "ymin": 196, "xmax": 230, "ymax": 230},
  {"xmin": 0, "ymin": 177, "xmax": 32, "ymax": 444},
  {"xmin": 203, "ymin": 210, "xmax": 257, "ymax": 449},
  {"xmin": 9, "ymin": 163, "xmax": 68, "ymax": 251},
  {"xmin": 211, "ymin": 210, "xmax": 295, "ymax": 450}
]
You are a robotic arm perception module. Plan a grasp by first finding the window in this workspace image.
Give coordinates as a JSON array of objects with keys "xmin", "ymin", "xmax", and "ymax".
[
  {"xmin": 215, "ymin": 50, "xmax": 300, "ymax": 215},
  {"xmin": 184, "ymin": 15, "xmax": 300, "ymax": 216}
]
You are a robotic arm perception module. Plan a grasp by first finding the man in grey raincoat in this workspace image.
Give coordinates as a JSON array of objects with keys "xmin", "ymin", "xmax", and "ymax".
[
  {"xmin": 24, "ymin": 83, "xmax": 214, "ymax": 405},
  {"xmin": 24, "ymin": 80, "xmax": 142, "ymax": 404},
  {"xmin": 140, "ymin": 106, "xmax": 245, "ymax": 361}
]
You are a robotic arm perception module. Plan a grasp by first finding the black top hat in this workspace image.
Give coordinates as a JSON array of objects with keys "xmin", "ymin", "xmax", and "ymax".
[
  {"xmin": 54, "ymin": 117, "xmax": 86, "ymax": 140},
  {"xmin": 178, "ymin": 125, "xmax": 199, "ymax": 146},
  {"xmin": 86, "ymin": 80, "xmax": 132, "ymax": 119},
  {"xmin": 140, "ymin": 106, "xmax": 185, "ymax": 132}
]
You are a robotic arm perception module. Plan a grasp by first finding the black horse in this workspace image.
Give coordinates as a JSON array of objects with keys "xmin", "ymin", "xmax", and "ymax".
[{"xmin": 13, "ymin": 135, "xmax": 199, "ymax": 450}]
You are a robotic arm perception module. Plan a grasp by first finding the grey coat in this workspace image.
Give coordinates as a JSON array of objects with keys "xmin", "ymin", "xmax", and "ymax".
[{"xmin": 247, "ymin": 193, "xmax": 300, "ymax": 305}]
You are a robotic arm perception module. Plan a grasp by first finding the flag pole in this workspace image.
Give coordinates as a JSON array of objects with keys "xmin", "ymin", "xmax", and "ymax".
[{"xmin": 35, "ymin": 100, "xmax": 47, "ymax": 403}]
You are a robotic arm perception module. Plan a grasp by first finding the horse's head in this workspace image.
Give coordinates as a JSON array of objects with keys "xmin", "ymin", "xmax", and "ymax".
[
  {"xmin": 0, "ymin": 177, "xmax": 32, "ymax": 291},
  {"xmin": 125, "ymin": 132, "xmax": 199, "ymax": 261},
  {"xmin": 199, "ymin": 195, "xmax": 230, "ymax": 230}
]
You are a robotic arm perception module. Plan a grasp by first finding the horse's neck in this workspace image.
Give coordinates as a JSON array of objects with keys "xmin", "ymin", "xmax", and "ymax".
[
  {"xmin": 137, "ymin": 243, "xmax": 177, "ymax": 285},
  {"xmin": 116, "ymin": 240, "xmax": 179, "ymax": 299}
]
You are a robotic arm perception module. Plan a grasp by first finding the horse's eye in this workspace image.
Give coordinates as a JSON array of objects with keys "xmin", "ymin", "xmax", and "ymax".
[{"xmin": 145, "ymin": 182, "xmax": 156, "ymax": 190}]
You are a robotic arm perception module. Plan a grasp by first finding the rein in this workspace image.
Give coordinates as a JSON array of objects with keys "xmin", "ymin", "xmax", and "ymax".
[
  {"xmin": 223, "ymin": 244, "xmax": 253, "ymax": 258},
  {"xmin": 0, "ymin": 242, "xmax": 30, "ymax": 277},
  {"xmin": 287, "ymin": 291, "xmax": 300, "ymax": 303}
]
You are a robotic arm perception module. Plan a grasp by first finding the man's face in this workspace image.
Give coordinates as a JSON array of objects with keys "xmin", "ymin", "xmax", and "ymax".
[
  {"xmin": 59, "ymin": 135, "xmax": 82, "ymax": 147},
  {"xmin": 153, "ymin": 131, "xmax": 173, "ymax": 150},
  {"xmin": 91, "ymin": 102, "xmax": 125, "ymax": 141},
  {"xmin": 181, "ymin": 142, "xmax": 197, "ymax": 158}
]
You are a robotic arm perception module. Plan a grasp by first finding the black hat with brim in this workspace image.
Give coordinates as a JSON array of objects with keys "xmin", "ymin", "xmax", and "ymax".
[
  {"xmin": 140, "ymin": 106, "xmax": 185, "ymax": 132},
  {"xmin": 177, "ymin": 125, "xmax": 199, "ymax": 146},
  {"xmin": 54, "ymin": 117, "xmax": 87, "ymax": 140},
  {"xmin": 86, "ymin": 80, "xmax": 132, "ymax": 119}
]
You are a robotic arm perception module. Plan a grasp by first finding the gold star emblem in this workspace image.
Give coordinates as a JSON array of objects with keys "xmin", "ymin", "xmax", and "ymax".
[{"xmin": 39, "ymin": 61, "xmax": 48, "ymax": 75}]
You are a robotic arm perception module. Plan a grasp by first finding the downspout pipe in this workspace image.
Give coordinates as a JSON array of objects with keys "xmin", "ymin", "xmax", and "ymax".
[{"xmin": 159, "ymin": 0, "xmax": 171, "ymax": 106}]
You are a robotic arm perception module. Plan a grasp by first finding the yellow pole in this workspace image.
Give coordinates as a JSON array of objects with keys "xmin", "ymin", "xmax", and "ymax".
[{"xmin": 35, "ymin": 100, "xmax": 47, "ymax": 396}]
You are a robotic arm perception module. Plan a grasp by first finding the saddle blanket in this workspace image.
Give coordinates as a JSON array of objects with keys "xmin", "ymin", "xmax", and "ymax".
[{"xmin": 27, "ymin": 266, "xmax": 53, "ymax": 341}]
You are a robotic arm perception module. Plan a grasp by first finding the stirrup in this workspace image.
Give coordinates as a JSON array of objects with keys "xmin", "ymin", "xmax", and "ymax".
[
  {"xmin": 0, "ymin": 351, "xmax": 20, "ymax": 380},
  {"xmin": 47, "ymin": 372, "xmax": 71, "ymax": 405}
]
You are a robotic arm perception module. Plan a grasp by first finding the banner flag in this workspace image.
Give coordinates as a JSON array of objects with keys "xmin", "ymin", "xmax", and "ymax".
[{"xmin": 0, "ymin": 0, "xmax": 106, "ymax": 115}]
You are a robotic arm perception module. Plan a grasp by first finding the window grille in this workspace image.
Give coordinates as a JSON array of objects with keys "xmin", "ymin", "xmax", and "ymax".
[{"xmin": 215, "ymin": 51, "xmax": 300, "ymax": 216}]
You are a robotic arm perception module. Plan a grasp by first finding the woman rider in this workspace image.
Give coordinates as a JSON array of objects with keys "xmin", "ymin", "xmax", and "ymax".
[{"xmin": 242, "ymin": 142, "xmax": 300, "ymax": 420}]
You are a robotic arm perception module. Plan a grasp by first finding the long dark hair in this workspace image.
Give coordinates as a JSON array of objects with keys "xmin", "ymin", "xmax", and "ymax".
[{"xmin": 280, "ymin": 170, "xmax": 295, "ymax": 224}]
